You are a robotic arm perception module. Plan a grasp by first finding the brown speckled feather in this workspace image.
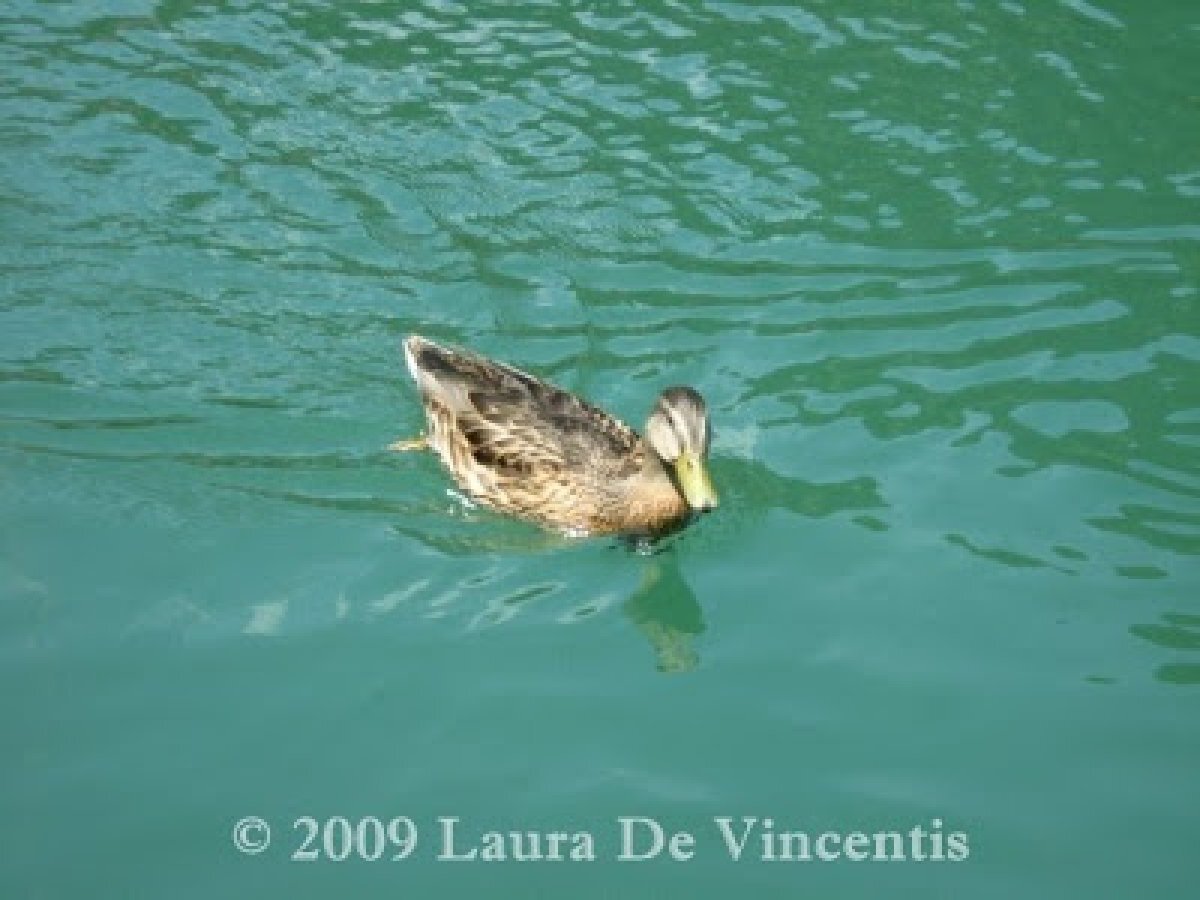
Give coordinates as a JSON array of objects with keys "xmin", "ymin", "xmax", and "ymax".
[{"xmin": 403, "ymin": 335, "xmax": 688, "ymax": 535}]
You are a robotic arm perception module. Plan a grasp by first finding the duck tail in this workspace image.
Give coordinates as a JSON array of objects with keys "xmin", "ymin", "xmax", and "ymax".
[
  {"xmin": 404, "ymin": 334, "xmax": 456, "ymax": 387},
  {"xmin": 405, "ymin": 334, "xmax": 488, "ymax": 409}
]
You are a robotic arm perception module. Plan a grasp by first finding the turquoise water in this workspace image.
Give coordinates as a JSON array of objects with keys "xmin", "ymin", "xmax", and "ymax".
[{"xmin": 3, "ymin": 1, "xmax": 1198, "ymax": 896}]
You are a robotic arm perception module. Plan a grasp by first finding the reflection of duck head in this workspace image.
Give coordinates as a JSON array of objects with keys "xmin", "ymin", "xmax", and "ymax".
[{"xmin": 623, "ymin": 552, "xmax": 705, "ymax": 674}]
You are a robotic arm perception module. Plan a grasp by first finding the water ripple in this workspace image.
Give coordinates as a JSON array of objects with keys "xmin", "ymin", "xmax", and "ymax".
[{"xmin": 3, "ymin": 7, "xmax": 1200, "ymax": 897}]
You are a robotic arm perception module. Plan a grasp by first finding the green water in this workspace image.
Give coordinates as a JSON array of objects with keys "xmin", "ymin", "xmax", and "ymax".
[{"xmin": 3, "ymin": 0, "xmax": 1198, "ymax": 896}]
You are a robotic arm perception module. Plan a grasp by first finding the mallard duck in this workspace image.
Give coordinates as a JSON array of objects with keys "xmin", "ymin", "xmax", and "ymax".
[{"xmin": 393, "ymin": 335, "xmax": 718, "ymax": 536}]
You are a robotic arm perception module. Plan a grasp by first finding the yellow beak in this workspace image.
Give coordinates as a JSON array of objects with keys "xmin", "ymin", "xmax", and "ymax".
[{"xmin": 674, "ymin": 450, "xmax": 719, "ymax": 512}]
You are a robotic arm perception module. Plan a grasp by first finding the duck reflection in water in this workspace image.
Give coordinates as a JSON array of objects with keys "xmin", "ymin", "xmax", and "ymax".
[{"xmin": 620, "ymin": 548, "xmax": 705, "ymax": 674}]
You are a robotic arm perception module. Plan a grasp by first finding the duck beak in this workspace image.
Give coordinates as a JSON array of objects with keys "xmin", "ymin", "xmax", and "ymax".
[{"xmin": 674, "ymin": 450, "xmax": 719, "ymax": 512}]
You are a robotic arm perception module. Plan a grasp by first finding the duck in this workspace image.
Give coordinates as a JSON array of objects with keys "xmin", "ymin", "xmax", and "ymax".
[{"xmin": 392, "ymin": 335, "xmax": 718, "ymax": 536}]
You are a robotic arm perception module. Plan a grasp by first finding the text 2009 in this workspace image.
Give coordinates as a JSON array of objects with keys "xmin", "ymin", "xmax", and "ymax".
[{"xmin": 292, "ymin": 816, "xmax": 417, "ymax": 862}]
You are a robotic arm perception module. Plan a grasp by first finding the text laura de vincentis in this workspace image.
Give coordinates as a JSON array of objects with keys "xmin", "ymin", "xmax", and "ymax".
[{"xmin": 433, "ymin": 815, "xmax": 970, "ymax": 863}]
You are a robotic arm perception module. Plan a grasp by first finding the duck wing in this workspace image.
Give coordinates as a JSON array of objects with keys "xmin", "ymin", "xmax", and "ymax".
[{"xmin": 404, "ymin": 335, "xmax": 643, "ymax": 480}]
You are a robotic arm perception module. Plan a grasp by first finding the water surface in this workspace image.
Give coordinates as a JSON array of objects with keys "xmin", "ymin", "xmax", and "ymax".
[{"xmin": 2, "ymin": 1, "xmax": 1198, "ymax": 897}]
